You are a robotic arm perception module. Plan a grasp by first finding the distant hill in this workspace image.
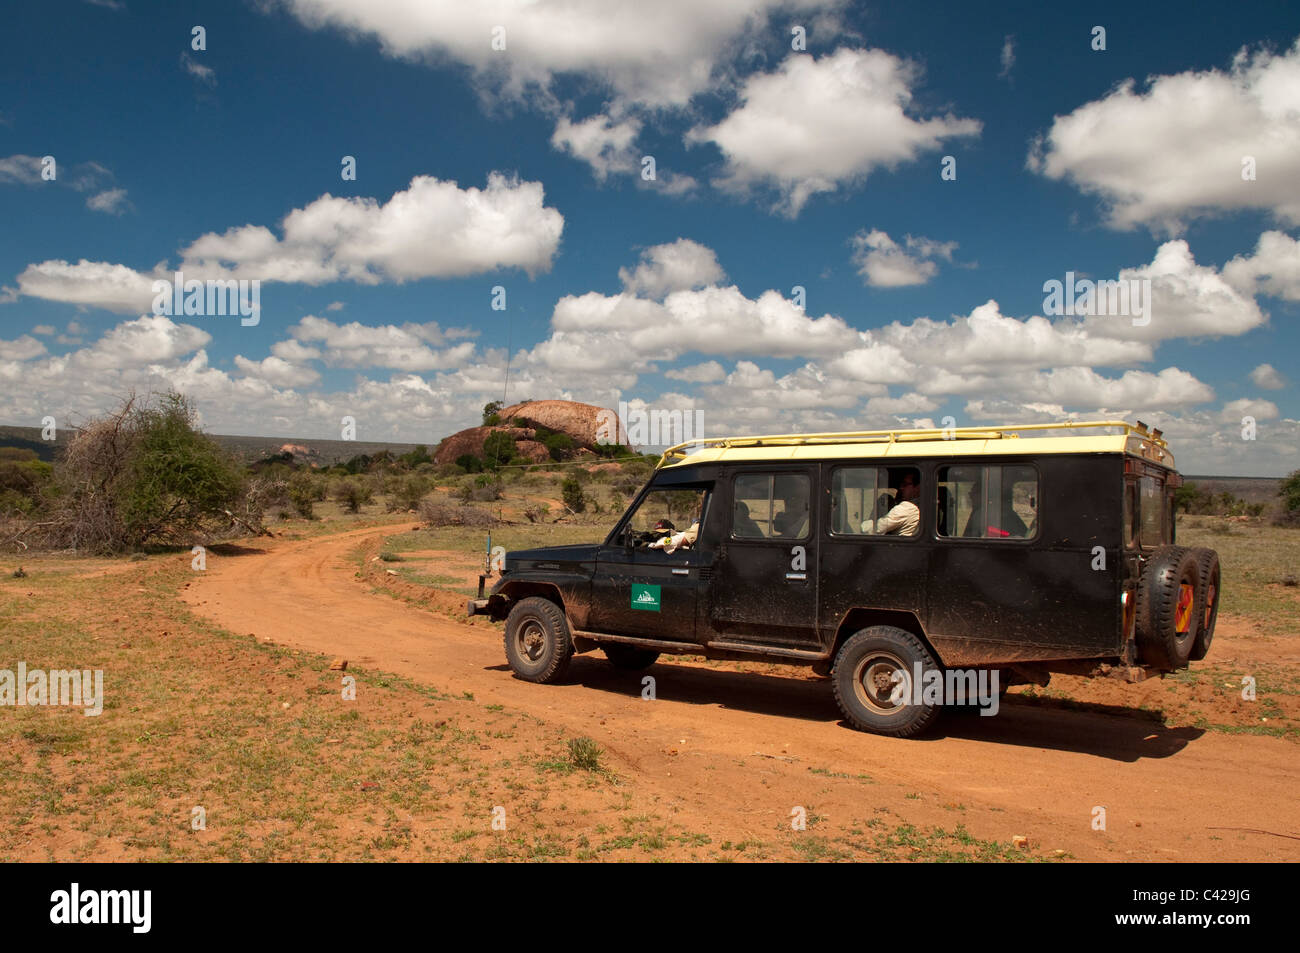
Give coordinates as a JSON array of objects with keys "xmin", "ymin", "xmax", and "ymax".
[
  {"xmin": 0, "ymin": 424, "xmax": 426, "ymax": 467},
  {"xmin": 211, "ymin": 433, "xmax": 426, "ymax": 466},
  {"xmin": 1183, "ymin": 476, "xmax": 1283, "ymax": 508},
  {"xmin": 0, "ymin": 425, "xmax": 70, "ymax": 462}
]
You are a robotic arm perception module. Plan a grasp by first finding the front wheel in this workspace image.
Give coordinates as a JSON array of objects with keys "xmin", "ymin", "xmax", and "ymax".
[
  {"xmin": 831, "ymin": 626, "xmax": 942, "ymax": 737},
  {"xmin": 503, "ymin": 597, "xmax": 573, "ymax": 683}
]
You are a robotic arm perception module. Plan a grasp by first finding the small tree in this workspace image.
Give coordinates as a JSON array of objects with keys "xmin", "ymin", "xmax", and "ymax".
[
  {"xmin": 482, "ymin": 431, "xmax": 516, "ymax": 469},
  {"xmin": 482, "ymin": 401, "xmax": 504, "ymax": 426},
  {"xmin": 39, "ymin": 391, "xmax": 243, "ymax": 552},
  {"xmin": 542, "ymin": 432, "xmax": 574, "ymax": 461},
  {"xmin": 1281, "ymin": 470, "xmax": 1300, "ymax": 516},
  {"xmin": 288, "ymin": 472, "xmax": 318, "ymax": 518},
  {"xmin": 334, "ymin": 477, "xmax": 373, "ymax": 513},
  {"xmin": 561, "ymin": 475, "xmax": 586, "ymax": 513},
  {"xmin": 1173, "ymin": 482, "xmax": 1199, "ymax": 514},
  {"xmin": 456, "ymin": 453, "xmax": 484, "ymax": 473}
]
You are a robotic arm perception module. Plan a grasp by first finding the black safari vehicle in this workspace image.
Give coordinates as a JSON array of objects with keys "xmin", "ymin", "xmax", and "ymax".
[{"xmin": 468, "ymin": 421, "xmax": 1221, "ymax": 737}]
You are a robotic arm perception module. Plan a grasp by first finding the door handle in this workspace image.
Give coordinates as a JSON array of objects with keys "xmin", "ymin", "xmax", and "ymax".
[{"xmin": 672, "ymin": 568, "xmax": 690, "ymax": 576}]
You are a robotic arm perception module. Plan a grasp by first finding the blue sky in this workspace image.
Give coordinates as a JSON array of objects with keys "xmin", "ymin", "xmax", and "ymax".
[{"xmin": 2, "ymin": 0, "xmax": 1298, "ymax": 474}]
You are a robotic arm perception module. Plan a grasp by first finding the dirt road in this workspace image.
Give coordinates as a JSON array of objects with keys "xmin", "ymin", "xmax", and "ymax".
[{"xmin": 180, "ymin": 525, "xmax": 1300, "ymax": 861}]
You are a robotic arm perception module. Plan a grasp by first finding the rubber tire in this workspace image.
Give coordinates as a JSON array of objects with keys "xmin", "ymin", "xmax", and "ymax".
[
  {"xmin": 1135, "ymin": 546, "xmax": 1199, "ymax": 670},
  {"xmin": 503, "ymin": 597, "xmax": 573, "ymax": 683},
  {"xmin": 603, "ymin": 644, "xmax": 660, "ymax": 671},
  {"xmin": 1188, "ymin": 547, "xmax": 1221, "ymax": 662},
  {"xmin": 831, "ymin": 626, "xmax": 943, "ymax": 738}
]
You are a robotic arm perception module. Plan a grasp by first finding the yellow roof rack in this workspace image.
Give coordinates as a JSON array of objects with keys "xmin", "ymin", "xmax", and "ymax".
[{"xmin": 657, "ymin": 420, "xmax": 1171, "ymax": 469}]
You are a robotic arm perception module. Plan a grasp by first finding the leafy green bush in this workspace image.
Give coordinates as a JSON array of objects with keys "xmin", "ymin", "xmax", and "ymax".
[
  {"xmin": 390, "ymin": 474, "xmax": 432, "ymax": 511},
  {"xmin": 288, "ymin": 472, "xmax": 319, "ymax": 518},
  {"xmin": 482, "ymin": 431, "xmax": 516, "ymax": 468},
  {"xmin": 333, "ymin": 477, "xmax": 373, "ymax": 513},
  {"xmin": 1281, "ymin": 471, "xmax": 1300, "ymax": 515},
  {"xmin": 32, "ymin": 392, "xmax": 243, "ymax": 552},
  {"xmin": 0, "ymin": 449, "xmax": 54, "ymax": 515},
  {"xmin": 116, "ymin": 395, "xmax": 244, "ymax": 543},
  {"xmin": 542, "ymin": 431, "xmax": 574, "ymax": 460},
  {"xmin": 561, "ymin": 475, "xmax": 586, "ymax": 513},
  {"xmin": 455, "ymin": 454, "xmax": 484, "ymax": 473}
]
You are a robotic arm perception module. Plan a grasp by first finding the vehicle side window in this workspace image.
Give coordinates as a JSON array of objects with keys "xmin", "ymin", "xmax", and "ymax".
[
  {"xmin": 1139, "ymin": 475, "xmax": 1164, "ymax": 547},
  {"xmin": 732, "ymin": 473, "xmax": 810, "ymax": 539},
  {"xmin": 1124, "ymin": 481, "xmax": 1138, "ymax": 549},
  {"xmin": 620, "ymin": 487, "xmax": 709, "ymax": 551},
  {"xmin": 937, "ymin": 465, "xmax": 1038, "ymax": 539},
  {"xmin": 831, "ymin": 466, "xmax": 921, "ymax": 537}
]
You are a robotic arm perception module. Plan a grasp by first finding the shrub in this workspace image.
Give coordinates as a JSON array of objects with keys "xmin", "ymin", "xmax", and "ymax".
[
  {"xmin": 0, "ymin": 449, "xmax": 54, "ymax": 515},
  {"xmin": 418, "ymin": 501, "xmax": 496, "ymax": 527},
  {"xmin": 34, "ymin": 392, "xmax": 244, "ymax": 552},
  {"xmin": 523, "ymin": 502, "xmax": 551, "ymax": 523},
  {"xmin": 334, "ymin": 477, "xmax": 373, "ymax": 513},
  {"xmin": 242, "ymin": 477, "xmax": 290, "ymax": 524},
  {"xmin": 561, "ymin": 475, "xmax": 586, "ymax": 513},
  {"xmin": 542, "ymin": 431, "xmax": 574, "ymax": 460},
  {"xmin": 612, "ymin": 476, "xmax": 642, "ymax": 500},
  {"xmin": 482, "ymin": 431, "xmax": 516, "ymax": 468},
  {"xmin": 399, "ymin": 445, "xmax": 432, "ymax": 468},
  {"xmin": 389, "ymin": 474, "xmax": 432, "ymax": 511},
  {"xmin": 288, "ymin": 472, "xmax": 318, "ymax": 518},
  {"xmin": 1281, "ymin": 470, "xmax": 1300, "ymax": 516}
]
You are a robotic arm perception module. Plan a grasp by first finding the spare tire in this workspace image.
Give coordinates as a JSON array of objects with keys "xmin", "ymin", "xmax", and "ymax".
[
  {"xmin": 1189, "ymin": 548, "xmax": 1221, "ymax": 662},
  {"xmin": 1135, "ymin": 545, "xmax": 1199, "ymax": 670}
]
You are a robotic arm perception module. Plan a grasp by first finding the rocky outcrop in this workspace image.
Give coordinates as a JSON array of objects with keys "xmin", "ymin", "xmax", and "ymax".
[
  {"xmin": 433, "ymin": 426, "xmax": 540, "ymax": 465},
  {"xmin": 433, "ymin": 400, "xmax": 626, "ymax": 465},
  {"xmin": 499, "ymin": 399, "xmax": 625, "ymax": 447}
]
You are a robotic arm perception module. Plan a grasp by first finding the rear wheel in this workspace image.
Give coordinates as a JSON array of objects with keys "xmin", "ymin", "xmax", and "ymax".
[
  {"xmin": 602, "ymin": 643, "xmax": 660, "ymax": 671},
  {"xmin": 503, "ymin": 597, "xmax": 573, "ymax": 683},
  {"xmin": 831, "ymin": 626, "xmax": 942, "ymax": 737},
  {"xmin": 1189, "ymin": 548, "xmax": 1221, "ymax": 662},
  {"xmin": 1136, "ymin": 546, "xmax": 1199, "ymax": 670}
]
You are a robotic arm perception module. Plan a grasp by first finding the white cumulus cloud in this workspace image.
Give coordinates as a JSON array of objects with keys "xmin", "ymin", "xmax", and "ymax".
[
  {"xmin": 689, "ymin": 48, "xmax": 981, "ymax": 215},
  {"xmin": 1029, "ymin": 37, "xmax": 1300, "ymax": 232}
]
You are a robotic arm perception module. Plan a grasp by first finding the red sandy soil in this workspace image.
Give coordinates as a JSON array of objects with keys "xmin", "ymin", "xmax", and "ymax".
[{"xmin": 180, "ymin": 525, "xmax": 1300, "ymax": 861}]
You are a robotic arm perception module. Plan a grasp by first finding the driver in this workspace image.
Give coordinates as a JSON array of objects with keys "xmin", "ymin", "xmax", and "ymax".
[{"xmin": 649, "ymin": 504, "xmax": 701, "ymax": 553}]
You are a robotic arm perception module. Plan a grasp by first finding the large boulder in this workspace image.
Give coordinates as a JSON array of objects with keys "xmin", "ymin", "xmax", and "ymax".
[
  {"xmin": 432, "ymin": 400, "xmax": 627, "ymax": 466},
  {"xmin": 499, "ymin": 399, "xmax": 625, "ymax": 447},
  {"xmin": 433, "ymin": 425, "xmax": 535, "ymax": 465}
]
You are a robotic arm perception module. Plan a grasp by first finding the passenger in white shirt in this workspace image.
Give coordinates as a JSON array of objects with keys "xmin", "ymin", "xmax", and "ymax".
[{"xmin": 861, "ymin": 472, "xmax": 920, "ymax": 536}]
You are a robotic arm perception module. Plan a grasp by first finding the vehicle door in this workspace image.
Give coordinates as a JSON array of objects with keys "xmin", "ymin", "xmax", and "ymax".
[
  {"xmin": 707, "ymin": 468, "xmax": 820, "ymax": 648},
  {"xmin": 588, "ymin": 484, "xmax": 712, "ymax": 642}
]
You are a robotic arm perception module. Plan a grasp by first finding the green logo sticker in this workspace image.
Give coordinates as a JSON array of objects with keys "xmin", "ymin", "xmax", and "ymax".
[{"xmin": 631, "ymin": 583, "xmax": 661, "ymax": 611}]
